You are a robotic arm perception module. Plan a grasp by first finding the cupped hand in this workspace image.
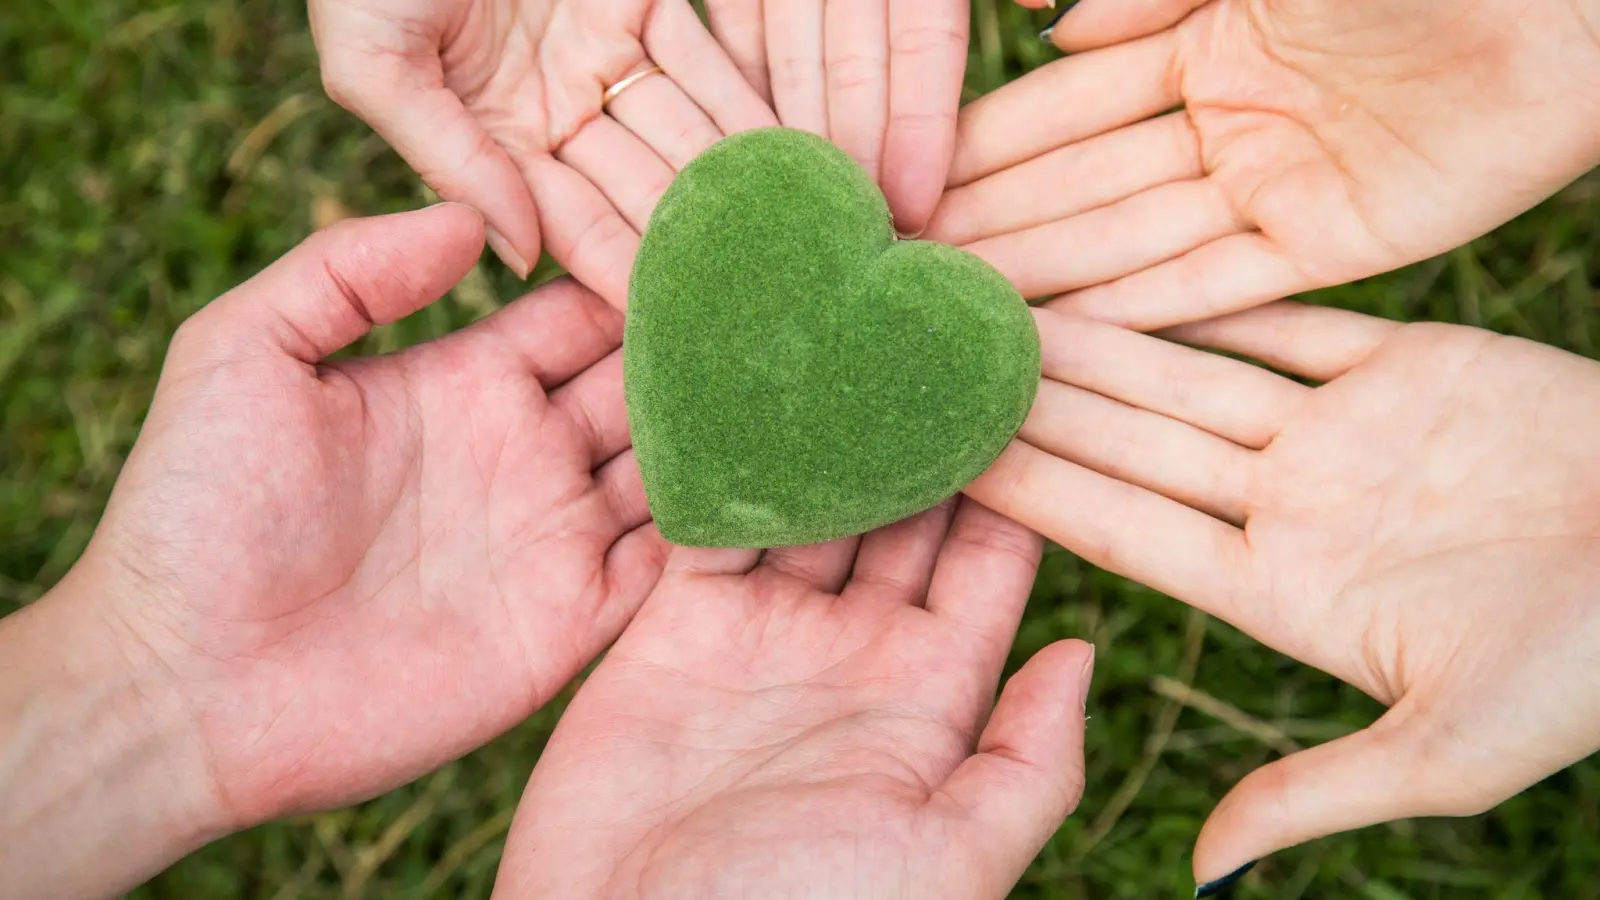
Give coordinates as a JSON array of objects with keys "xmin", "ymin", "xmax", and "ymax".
[
  {"xmin": 968, "ymin": 301, "xmax": 1600, "ymax": 884},
  {"xmin": 78, "ymin": 204, "xmax": 667, "ymax": 829},
  {"xmin": 493, "ymin": 500, "xmax": 1095, "ymax": 899},
  {"xmin": 926, "ymin": 0, "xmax": 1600, "ymax": 329},
  {"xmin": 702, "ymin": 0, "xmax": 968, "ymax": 235},
  {"xmin": 310, "ymin": 0, "xmax": 777, "ymax": 303}
]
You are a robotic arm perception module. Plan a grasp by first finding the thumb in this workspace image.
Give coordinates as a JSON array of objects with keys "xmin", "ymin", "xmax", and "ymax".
[
  {"xmin": 1193, "ymin": 712, "xmax": 1496, "ymax": 893},
  {"xmin": 1038, "ymin": 0, "xmax": 1212, "ymax": 52},
  {"xmin": 320, "ymin": 51, "xmax": 541, "ymax": 279},
  {"xmin": 936, "ymin": 640, "xmax": 1095, "ymax": 891},
  {"xmin": 187, "ymin": 204, "xmax": 485, "ymax": 364}
]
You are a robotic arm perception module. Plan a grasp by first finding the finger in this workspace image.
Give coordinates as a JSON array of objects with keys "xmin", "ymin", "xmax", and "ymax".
[
  {"xmin": 664, "ymin": 545, "xmax": 763, "ymax": 578},
  {"xmin": 925, "ymin": 112, "xmax": 1202, "ymax": 246},
  {"xmin": 598, "ymin": 523, "xmax": 673, "ymax": 641},
  {"xmin": 881, "ymin": 0, "xmax": 968, "ymax": 234},
  {"xmin": 1022, "ymin": 380, "xmax": 1255, "ymax": 525},
  {"xmin": 604, "ymin": 67, "xmax": 726, "ymax": 171},
  {"xmin": 704, "ymin": 0, "xmax": 772, "ymax": 101},
  {"xmin": 1160, "ymin": 301, "xmax": 1404, "ymax": 383},
  {"xmin": 557, "ymin": 117, "xmax": 677, "ymax": 232},
  {"xmin": 924, "ymin": 500, "xmax": 1044, "ymax": 652},
  {"xmin": 764, "ymin": 0, "xmax": 828, "ymax": 136},
  {"xmin": 520, "ymin": 154, "xmax": 640, "ymax": 310},
  {"xmin": 597, "ymin": 451, "xmax": 652, "ymax": 533},
  {"xmin": 456, "ymin": 277, "xmax": 623, "ymax": 391},
  {"xmin": 847, "ymin": 499, "xmax": 959, "ymax": 605},
  {"xmin": 646, "ymin": 0, "xmax": 781, "ymax": 135},
  {"xmin": 1032, "ymin": 309, "xmax": 1308, "ymax": 449},
  {"xmin": 318, "ymin": 52, "xmax": 539, "ymax": 278},
  {"xmin": 1044, "ymin": 0, "xmax": 1211, "ymax": 54},
  {"xmin": 934, "ymin": 639, "xmax": 1094, "ymax": 884},
  {"xmin": 1194, "ymin": 714, "xmax": 1469, "ymax": 892},
  {"xmin": 1048, "ymin": 231, "xmax": 1315, "ymax": 331},
  {"xmin": 548, "ymin": 350, "xmax": 630, "ymax": 467},
  {"xmin": 966, "ymin": 441, "xmax": 1249, "ymax": 624},
  {"xmin": 949, "ymin": 32, "xmax": 1181, "ymax": 186},
  {"xmin": 762, "ymin": 536, "xmax": 863, "ymax": 595},
  {"xmin": 192, "ymin": 205, "xmax": 484, "ymax": 364},
  {"xmin": 824, "ymin": 0, "xmax": 890, "ymax": 182},
  {"xmin": 968, "ymin": 179, "xmax": 1246, "ymax": 299}
]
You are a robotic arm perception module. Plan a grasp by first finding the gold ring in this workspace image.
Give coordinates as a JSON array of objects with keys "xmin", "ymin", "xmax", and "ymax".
[{"xmin": 602, "ymin": 65, "xmax": 664, "ymax": 109}]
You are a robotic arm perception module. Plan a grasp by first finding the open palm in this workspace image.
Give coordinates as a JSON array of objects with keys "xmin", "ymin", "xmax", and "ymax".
[
  {"xmin": 311, "ymin": 0, "xmax": 776, "ymax": 303},
  {"xmin": 87, "ymin": 206, "xmax": 666, "ymax": 829},
  {"xmin": 493, "ymin": 502, "xmax": 1094, "ymax": 900},
  {"xmin": 969, "ymin": 301, "xmax": 1600, "ymax": 884},
  {"xmin": 931, "ymin": 0, "xmax": 1600, "ymax": 328}
]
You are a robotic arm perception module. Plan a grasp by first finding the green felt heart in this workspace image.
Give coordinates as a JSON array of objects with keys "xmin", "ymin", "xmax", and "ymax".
[{"xmin": 625, "ymin": 127, "xmax": 1040, "ymax": 548}]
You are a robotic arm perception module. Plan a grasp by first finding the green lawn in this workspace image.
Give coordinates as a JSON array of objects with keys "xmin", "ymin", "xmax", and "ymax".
[{"xmin": 4, "ymin": 1, "xmax": 1598, "ymax": 897}]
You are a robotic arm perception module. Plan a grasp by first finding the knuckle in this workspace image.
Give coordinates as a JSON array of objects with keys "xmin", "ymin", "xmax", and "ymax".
[
  {"xmin": 891, "ymin": 23, "xmax": 966, "ymax": 58},
  {"xmin": 826, "ymin": 52, "xmax": 883, "ymax": 94}
]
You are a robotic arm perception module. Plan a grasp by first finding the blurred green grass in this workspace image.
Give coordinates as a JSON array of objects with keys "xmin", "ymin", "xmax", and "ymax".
[{"xmin": 3, "ymin": 1, "xmax": 1598, "ymax": 897}]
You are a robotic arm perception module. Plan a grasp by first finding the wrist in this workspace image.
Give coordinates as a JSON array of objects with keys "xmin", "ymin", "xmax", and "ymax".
[{"xmin": 0, "ymin": 564, "xmax": 231, "ymax": 899}]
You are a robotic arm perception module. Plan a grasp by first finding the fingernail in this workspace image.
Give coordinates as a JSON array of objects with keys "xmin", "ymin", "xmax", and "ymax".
[
  {"xmin": 1195, "ymin": 861, "xmax": 1257, "ymax": 898},
  {"xmin": 1078, "ymin": 644, "xmax": 1096, "ymax": 710},
  {"xmin": 485, "ymin": 226, "xmax": 532, "ymax": 280},
  {"xmin": 1039, "ymin": 2, "xmax": 1077, "ymax": 42}
]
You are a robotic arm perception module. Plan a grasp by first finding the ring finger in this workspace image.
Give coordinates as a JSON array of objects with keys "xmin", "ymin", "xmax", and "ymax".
[{"xmin": 604, "ymin": 65, "xmax": 727, "ymax": 171}]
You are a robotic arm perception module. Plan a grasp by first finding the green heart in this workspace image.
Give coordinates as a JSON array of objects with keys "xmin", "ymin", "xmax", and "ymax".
[{"xmin": 625, "ymin": 127, "xmax": 1040, "ymax": 548}]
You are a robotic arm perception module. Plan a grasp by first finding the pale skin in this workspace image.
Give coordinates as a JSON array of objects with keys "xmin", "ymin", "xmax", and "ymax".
[
  {"xmin": 967, "ymin": 300, "xmax": 1600, "ymax": 884},
  {"xmin": 701, "ymin": 0, "xmax": 971, "ymax": 235},
  {"xmin": 493, "ymin": 500, "xmax": 1094, "ymax": 900},
  {"xmin": 937, "ymin": 0, "xmax": 1600, "ymax": 328},
  {"xmin": 309, "ymin": 0, "xmax": 777, "ymax": 302},
  {"xmin": 0, "ymin": 204, "xmax": 669, "ymax": 898}
]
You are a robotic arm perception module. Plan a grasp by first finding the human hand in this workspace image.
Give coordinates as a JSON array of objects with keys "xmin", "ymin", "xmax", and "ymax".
[
  {"xmin": 702, "ymin": 0, "xmax": 968, "ymax": 235},
  {"xmin": 0, "ymin": 204, "xmax": 666, "ymax": 897},
  {"xmin": 310, "ymin": 0, "xmax": 777, "ymax": 303},
  {"xmin": 927, "ymin": 0, "xmax": 1600, "ymax": 328},
  {"xmin": 967, "ymin": 301, "xmax": 1600, "ymax": 885},
  {"xmin": 493, "ymin": 500, "xmax": 1095, "ymax": 899}
]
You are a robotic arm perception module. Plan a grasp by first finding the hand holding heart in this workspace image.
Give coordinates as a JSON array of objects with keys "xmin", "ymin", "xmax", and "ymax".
[
  {"xmin": 971, "ymin": 301, "xmax": 1600, "ymax": 883},
  {"xmin": 493, "ymin": 499, "xmax": 1094, "ymax": 900},
  {"xmin": 310, "ymin": 0, "xmax": 777, "ymax": 304},
  {"xmin": 0, "ymin": 205, "xmax": 667, "ymax": 899},
  {"xmin": 930, "ymin": 0, "xmax": 1600, "ymax": 330}
]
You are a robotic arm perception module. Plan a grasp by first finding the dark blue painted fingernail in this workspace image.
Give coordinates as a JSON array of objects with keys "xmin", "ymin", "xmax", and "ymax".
[
  {"xmin": 1039, "ymin": 2, "xmax": 1079, "ymax": 43},
  {"xmin": 1195, "ymin": 861, "xmax": 1257, "ymax": 898}
]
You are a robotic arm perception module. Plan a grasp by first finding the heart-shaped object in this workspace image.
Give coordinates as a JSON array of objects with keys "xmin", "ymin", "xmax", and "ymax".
[{"xmin": 626, "ymin": 127, "xmax": 1040, "ymax": 548}]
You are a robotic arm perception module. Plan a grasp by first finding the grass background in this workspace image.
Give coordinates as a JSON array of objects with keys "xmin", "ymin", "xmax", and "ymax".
[{"xmin": 3, "ymin": 1, "xmax": 1598, "ymax": 897}]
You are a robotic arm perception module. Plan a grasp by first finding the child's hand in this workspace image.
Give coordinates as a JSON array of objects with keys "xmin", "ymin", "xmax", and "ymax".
[
  {"xmin": 969, "ymin": 301, "xmax": 1600, "ymax": 884},
  {"xmin": 1, "ymin": 204, "xmax": 667, "ymax": 897},
  {"xmin": 494, "ymin": 500, "xmax": 1095, "ymax": 899}
]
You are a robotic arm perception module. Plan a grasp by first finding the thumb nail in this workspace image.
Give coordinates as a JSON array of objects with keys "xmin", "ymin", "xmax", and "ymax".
[
  {"xmin": 1040, "ymin": 2, "xmax": 1077, "ymax": 42},
  {"xmin": 1195, "ymin": 860, "xmax": 1257, "ymax": 898},
  {"xmin": 1078, "ymin": 644, "xmax": 1096, "ymax": 710},
  {"xmin": 485, "ymin": 226, "xmax": 532, "ymax": 280}
]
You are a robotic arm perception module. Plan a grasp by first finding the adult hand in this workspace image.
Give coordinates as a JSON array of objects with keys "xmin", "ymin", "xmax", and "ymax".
[
  {"xmin": 310, "ymin": 0, "xmax": 777, "ymax": 303},
  {"xmin": 928, "ymin": 0, "xmax": 1600, "ymax": 329},
  {"xmin": 702, "ymin": 0, "xmax": 969, "ymax": 235},
  {"xmin": 494, "ymin": 500, "xmax": 1095, "ymax": 899},
  {"xmin": 968, "ymin": 301, "xmax": 1600, "ymax": 886},
  {"xmin": 0, "ymin": 205, "xmax": 665, "ymax": 898}
]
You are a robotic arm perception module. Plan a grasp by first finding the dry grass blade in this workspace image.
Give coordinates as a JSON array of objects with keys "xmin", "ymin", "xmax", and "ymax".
[
  {"xmin": 1071, "ymin": 606, "xmax": 1208, "ymax": 860},
  {"xmin": 343, "ymin": 767, "xmax": 459, "ymax": 898},
  {"xmin": 1150, "ymin": 675, "xmax": 1302, "ymax": 757}
]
